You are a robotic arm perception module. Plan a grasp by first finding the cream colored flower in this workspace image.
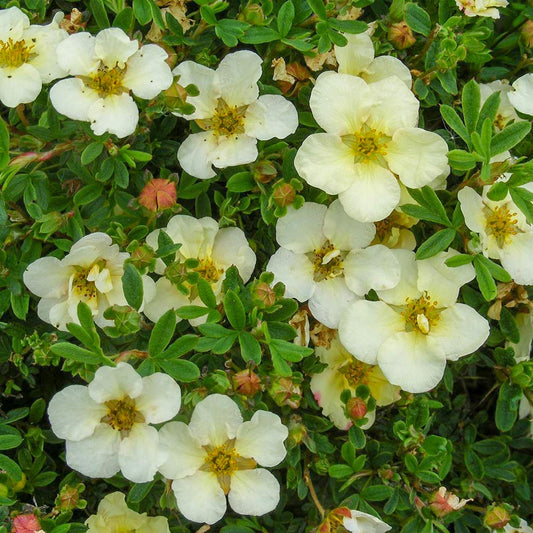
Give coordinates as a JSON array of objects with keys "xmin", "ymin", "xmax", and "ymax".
[
  {"xmin": 159, "ymin": 394, "xmax": 288, "ymax": 524},
  {"xmin": 48, "ymin": 363, "xmax": 181, "ymax": 482},
  {"xmin": 311, "ymin": 334, "xmax": 400, "ymax": 429},
  {"xmin": 480, "ymin": 80, "xmax": 522, "ymax": 130},
  {"xmin": 458, "ymin": 185, "xmax": 533, "ymax": 285},
  {"xmin": 508, "ymin": 73, "xmax": 533, "ymax": 116},
  {"xmin": 338, "ymin": 250, "xmax": 490, "ymax": 393},
  {"xmin": 173, "ymin": 50, "xmax": 298, "ymax": 179},
  {"xmin": 294, "ymin": 73, "xmax": 449, "ymax": 222},
  {"xmin": 143, "ymin": 215, "xmax": 256, "ymax": 324},
  {"xmin": 50, "ymin": 27, "xmax": 173, "ymax": 137},
  {"xmin": 86, "ymin": 492, "xmax": 170, "ymax": 533},
  {"xmin": 0, "ymin": 7, "xmax": 67, "ymax": 107},
  {"xmin": 23, "ymin": 232, "xmax": 154, "ymax": 331},
  {"xmin": 502, "ymin": 519, "xmax": 533, "ymax": 533},
  {"xmin": 455, "ymin": 0, "xmax": 508, "ymax": 18}
]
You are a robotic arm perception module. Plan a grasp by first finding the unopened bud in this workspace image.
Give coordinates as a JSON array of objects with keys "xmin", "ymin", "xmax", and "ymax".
[
  {"xmin": 521, "ymin": 20, "xmax": 533, "ymax": 48},
  {"xmin": 253, "ymin": 282, "xmax": 277, "ymax": 307},
  {"xmin": 54, "ymin": 483, "xmax": 85, "ymax": 512},
  {"xmin": 11, "ymin": 514, "xmax": 43, "ymax": 533},
  {"xmin": 239, "ymin": 3, "xmax": 264, "ymax": 25},
  {"xmin": 233, "ymin": 369, "xmax": 262, "ymax": 396},
  {"xmin": 484, "ymin": 505, "xmax": 512, "ymax": 529},
  {"xmin": 388, "ymin": 21, "xmax": 416, "ymax": 49},
  {"xmin": 272, "ymin": 182, "xmax": 296, "ymax": 207},
  {"xmin": 139, "ymin": 178, "xmax": 177, "ymax": 211},
  {"xmin": 253, "ymin": 160, "xmax": 278, "ymax": 184},
  {"xmin": 269, "ymin": 376, "xmax": 302, "ymax": 408},
  {"xmin": 346, "ymin": 397, "xmax": 367, "ymax": 420}
]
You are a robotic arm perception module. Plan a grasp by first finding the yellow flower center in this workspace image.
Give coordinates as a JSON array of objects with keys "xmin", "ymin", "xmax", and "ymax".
[
  {"xmin": 312, "ymin": 242, "xmax": 344, "ymax": 282},
  {"xmin": 197, "ymin": 98, "xmax": 247, "ymax": 137},
  {"xmin": 71, "ymin": 267, "xmax": 98, "ymax": 303},
  {"xmin": 401, "ymin": 292, "xmax": 440, "ymax": 335},
  {"xmin": 195, "ymin": 257, "xmax": 224, "ymax": 282},
  {"xmin": 84, "ymin": 66, "xmax": 127, "ymax": 97},
  {"xmin": 102, "ymin": 396, "xmax": 144, "ymax": 431},
  {"xmin": 342, "ymin": 125, "xmax": 390, "ymax": 165},
  {"xmin": 485, "ymin": 205, "xmax": 519, "ymax": 247},
  {"xmin": 0, "ymin": 38, "xmax": 34, "ymax": 68},
  {"xmin": 339, "ymin": 360, "xmax": 371, "ymax": 388}
]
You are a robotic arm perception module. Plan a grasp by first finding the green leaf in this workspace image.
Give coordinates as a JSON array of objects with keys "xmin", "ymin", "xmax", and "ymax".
[
  {"xmin": 122, "ymin": 263, "xmax": 144, "ymax": 311},
  {"xmin": 415, "ymin": 228, "xmax": 456, "ymax": 260},
  {"xmin": 464, "ymin": 447, "xmax": 485, "ymax": 479},
  {"xmin": 510, "ymin": 187, "xmax": 533, "ymax": 224},
  {"xmin": 327, "ymin": 19, "xmax": 367, "ymax": 33},
  {"xmin": 269, "ymin": 338, "xmax": 313, "ymax": 363},
  {"xmin": 159, "ymin": 359, "xmax": 200, "ymax": 382},
  {"xmin": 241, "ymin": 26, "xmax": 280, "ymax": 43},
  {"xmin": 238, "ymin": 331, "xmax": 262, "ymax": 364},
  {"xmin": 307, "ymin": 0, "xmax": 327, "ymax": 19},
  {"xmin": 197, "ymin": 278, "xmax": 217, "ymax": 309},
  {"xmin": 176, "ymin": 305, "xmax": 209, "ymax": 319},
  {"xmin": 405, "ymin": 2, "xmax": 431, "ymax": 36},
  {"xmin": 445, "ymin": 254, "xmax": 473, "ymax": 267},
  {"xmin": 0, "ymin": 117, "xmax": 9, "ymax": 170},
  {"xmin": 215, "ymin": 19, "xmax": 250, "ymax": 47},
  {"xmin": 328, "ymin": 464, "xmax": 353, "ymax": 478},
  {"xmin": 158, "ymin": 334, "xmax": 198, "ymax": 359},
  {"xmin": 461, "ymin": 79, "xmax": 480, "ymax": 135},
  {"xmin": 477, "ymin": 91, "xmax": 501, "ymax": 131},
  {"xmin": 486, "ymin": 181, "xmax": 509, "ymax": 201},
  {"xmin": 361, "ymin": 485, "xmax": 394, "ymax": 501},
  {"xmin": 89, "ymin": 0, "xmax": 110, "ymax": 28},
  {"xmin": 200, "ymin": 5, "xmax": 217, "ymax": 24},
  {"xmin": 406, "ymin": 186, "xmax": 451, "ymax": 225},
  {"xmin": 149, "ymin": 309, "xmax": 176, "ymax": 357},
  {"xmin": 127, "ymin": 481, "xmax": 155, "ymax": 504},
  {"xmin": 500, "ymin": 307, "xmax": 520, "ymax": 344},
  {"xmin": 0, "ymin": 433, "xmax": 22, "ymax": 451},
  {"xmin": 226, "ymin": 172, "xmax": 255, "ymax": 192},
  {"xmin": 133, "ymin": 0, "xmax": 152, "ymax": 24},
  {"xmin": 277, "ymin": 0, "xmax": 295, "ymax": 37},
  {"xmin": 495, "ymin": 380, "xmax": 521, "ymax": 432},
  {"xmin": 74, "ymin": 183, "xmax": 104, "ymax": 207},
  {"xmin": 81, "ymin": 142, "xmax": 104, "ymax": 165},
  {"xmin": 475, "ymin": 255, "xmax": 511, "ymax": 282},
  {"xmin": 224, "ymin": 290, "xmax": 246, "ymax": 331},
  {"xmin": 113, "ymin": 7, "xmax": 135, "ymax": 32},
  {"xmin": 491, "ymin": 121, "xmax": 531, "ymax": 156},
  {"xmin": 0, "ymin": 453, "xmax": 22, "ymax": 481},
  {"xmin": 50, "ymin": 343, "xmax": 102, "ymax": 364},
  {"xmin": 473, "ymin": 255, "xmax": 497, "ymax": 301},
  {"xmin": 440, "ymin": 105, "xmax": 469, "ymax": 145},
  {"xmin": 447, "ymin": 149, "xmax": 477, "ymax": 171}
]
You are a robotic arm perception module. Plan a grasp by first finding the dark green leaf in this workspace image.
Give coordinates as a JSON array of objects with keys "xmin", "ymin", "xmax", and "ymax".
[
  {"xmin": 122, "ymin": 263, "xmax": 144, "ymax": 310},
  {"xmin": 89, "ymin": 0, "xmax": 110, "ymax": 28},
  {"xmin": 462, "ymin": 79, "xmax": 480, "ymax": 135},
  {"xmin": 491, "ymin": 121, "xmax": 531, "ymax": 156},
  {"xmin": 500, "ymin": 307, "xmax": 520, "ymax": 344},
  {"xmin": 81, "ymin": 142, "xmax": 104, "ymax": 165},
  {"xmin": 159, "ymin": 359, "xmax": 200, "ymax": 382},
  {"xmin": 238, "ymin": 331, "xmax": 262, "ymax": 364},
  {"xmin": 277, "ymin": 0, "xmax": 295, "ymax": 37},
  {"xmin": 440, "ymin": 105, "xmax": 469, "ymax": 145},
  {"xmin": 50, "ymin": 343, "xmax": 102, "ymax": 364},
  {"xmin": 495, "ymin": 381, "xmax": 521, "ymax": 432},
  {"xmin": 224, "ymin": 290, "xmax": 246, "ymax": 331},
  {"xmin": 415, "ymin": 228, "xmax": 456, "ymax": 260},
  {"xmin": 405, "ymin": 2, "xmax": 431, "ymax": 36},
  {"xmin": 307, "ymin": 0, "xmax": 327, "ymax": 19},
  {"xmin": 149, "ymin": 309, "xmax": 177, "ymax": 357},
  {"xmin": 473, "ymin": 255, "xmax": 497, "ymax": 301}
]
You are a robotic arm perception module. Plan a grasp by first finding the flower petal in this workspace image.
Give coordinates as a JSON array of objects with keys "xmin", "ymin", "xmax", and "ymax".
[
  {"xmin": 295, "ymin": 133, "xmax": 358, "ymax": 195},
  {"xmin": 88, "ymin": 362, "xmax": 143, "ymax": 402},
  {"xmin": 65, "ymin": 423, "xmax": 120, "ymax": 478},
  {"xmin": 0, "ymin": 64, "xmax": 42, "ymax": 107},
  {"xmin": 431, "ymin": 304, "xmax": 490, "ymax": 361},
  {"xmin": 310, "ymin": 72, "xmax": 371, "ymax": 135},
  {"xmin": 87, "ymin": 93, "xmax": 139, "ymax": 138},
  {"xmin": 343, "ymin": 245, "xmax": 401, "ymax": 296},
  {"xmin": 378, "ymin": 332, "xmax": 447, "ymax": 393},
  {"xmin": 244, "ymin": 94, "xmax": 298, "ymax": 140},
  {"xmin": 363, "ymin": 56, "xmax": 412, "ymax": 87},
  {"xmin": 386, "ymin": 128, "xmax": 449, "ymax": 188},
  {"xmin": 94, "ymin": 27, "xmax": 138, "ymax": 68},
  {"xmin": 375, "ymin": 249, "xmax": 419, "ymax": 305},
  {"xmin": 123, "ymin": 44, "xmax": 173, "ymax": 99},
  {"xmin": 509, "ymin": 73, "xmax": 533, "ymax": 115},
  {"xmin": 49, "ymin": 77, "xmax": 99, "ymax": 122},
  {"xmin": 56, "ymin": 32, "xmax": 98, "ymax": 75},
  {"xmin": 173, "ymin": 471, "xmax": 226, "ymax": 525},
  {"xmin": 266, "ymin": 248, "xmax": 315, "ymax": 302},
  {"xmin": 500, "ymin": 232, "xmax": 533, "ymax": 285},
  {"xmin": 158, "ymin": 421, "xmax": 206, "ymax": 480},
  {"xmin": 0, "ymin": 7, "xmax": 29, "ymax": 41},
  {"xmin": 48, "ymin": 385, "xmax": 106, "ymax": 441},
  {"xmin": 211, "ymin": 134, "xmax": 258, "ymax": 169},
  {"xmin": 344, "ymin": 510, "xmax": 392, "ymax": 533},
  {"xmin": 309, "ymin": 278, "xmax": 358, "ymax": 329},
  {"xmin": 136, "ymin": 373, "xmax": 181, "ymax": 424},
  {"xmin": 23, "ymin": 256, "xmax": 70, "ymax": 298},
  {"xmin": 338, "ymin": 164, "xmax": 401, "ymax": 222},
  {"xmin": 228, "ymin": 469, "xmax": 280, "ymax": 517},
  {"xmin": 276, "ymin": 203, "xmax": 327, "ymax": 253},
  {"xmin": 177, "ymin": 131, "xmax": 218, "ymax": 179},
  {"xmin": 234, "ymin": 411, "xmax": 288, "ymax": 466},
  {"xmin": 216, "ymin": 50, "xmax": 262, "ymax": 106},
  {"xmin": 212, "ymin": 227, "xmax": 257, "ymax": 282},
  {"xmin": 189, "ymin": 394, "xmax": 243, "ymax": 447},
  {"xmin": 118, "ymin": 424, "xmax": 166, "ymax": 482},
  {"xmin": 339, "ymin": 300, "xmax": 404, "ymax": 364},
  {"xmin": 24, "ymin": 23, "xmax": 68, "ymax": 82},
  {"xmin": 335, "ymin": 32, "xmax": 374, "ymax": 76}
]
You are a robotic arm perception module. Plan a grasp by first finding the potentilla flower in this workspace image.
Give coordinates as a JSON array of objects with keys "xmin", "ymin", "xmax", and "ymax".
[
  {"xmin": 0, "ymin": 7, "xmax": 67, "ymax": 107},
  {"xmin": 23, "ymin": 232, "xmax": 154, "ymax": 331},
  {"xmin": 48, "ymin": 362, "xmax": 181, "ymax": 482},
  {"xmin": 319, "ymin": 507, "xmax": 391, "ymax": 533},
  {"xmin": 338, "ymin": 249, "xmax": 490, "ymax": 393},
  {"xmin": 502, "ymin": 519, "xmax": 533, "ymax": 533},
  {"xmin": 480, "ymin": 81, "xmax": 522, "ymax": 130},
  {"xmin": 310, "ymin": 334, "xmax": 400, "ymax": 430},
  {"xmin": 294, "ymin": 73, "xmax": 449, "ymax": 222},
  {"xmin": 143, "ymin": 214, "xmax": 256, "ymax": 323},
  {"xmin": 455, "ymin": 0, "xmax": 508, "ymax": 18},
  {"xmin": 49, "ymin": 27, "xmax": 173, "ymax": 137},
  {"xmin": 429, "ymin": 487, "xmax": 471, "ymax": 517},
  {"xmin": 266, "ymin": 200, "xmax": 401, "ymax": 328},
  {"xmin": 458, "ymin": 185, "xmax": 533, "ymax": 285},
  {"xmin": 508, "ymin": 73, "xmax": 533, "ymax": 116},
  {"xmin": 85, "ymin": 492, "xmax": 170, "ymax": 533},
  {"xmin": 173, "ymin": 50, "xmax": 298, "ymax": 179},
  {"xmin": 158, "ymin": 394, "xmax": 288, "ymax": 525},
  {"xmin": 334, "ymin": 31, "xmax": 412, "ymax": 87}
]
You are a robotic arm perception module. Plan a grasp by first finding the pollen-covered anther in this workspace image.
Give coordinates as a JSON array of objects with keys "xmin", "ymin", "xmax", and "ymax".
[
  {"xmin": 197, "ymin": 98, "xmax": 248, "ymax": 137},
  {"xmin": 84, "ymin": 65, "xmax": 127, "ymax": 97},
  {"xmin": 312, "ymin": 242, "xmax": 344, "ymax": 281},
  {"xmin": 0, "ymin": 38, "xmax": 34, "ymax": 68},
  {"xmin": 402, "ymin": 292, "xmax": 440, "ymax": 335},
  {"xmin": 103, "ymin": 396, "xmax": 144, "ymax": 431},
  {"xmin": 341, "ymin": 125, "xmax": 390, "ymax": 165},
  {"xmin": 485, "ymin": 205, "xmax": 519, "ymax": 246}
]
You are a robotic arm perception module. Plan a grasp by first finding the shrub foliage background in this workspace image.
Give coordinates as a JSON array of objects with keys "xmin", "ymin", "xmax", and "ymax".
[{"xmin": 0, "ymin": 0, "xmax": 533, "ymax": 531}]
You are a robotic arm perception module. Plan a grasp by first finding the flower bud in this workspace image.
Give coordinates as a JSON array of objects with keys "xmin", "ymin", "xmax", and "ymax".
[
  {"xmin": 11, "ymin": 514, "xmax": 43, "ymax": 533},
  {"xmin": 484, "ymin": 504, "xmax": 512, "ymax": 529},
  {"xmin": 346, "ymin": 397, "xmax": 367, "ymax": 420},
  {"xmin": 54, "ymin": 483, "xmax": 85, "ymax": 512},
  {"xmin": 269, "ymin": 376, "xmax": 302, "ymax": 408},
  {"xmin": 388, "ymin": 21, "xmax": 416, "ymax": 49},
  {"xmin": 139, "ymin": 178, "xmax": 177, "ymax": 211},
  {"xmin": 253, "ymin": 160, "xmax": 278, "ymax": 184},
  {"xmin": 253, "ymin": 282, "xmax": 277, "ymax": 307},
  {"xmin": 239, "ymin": 3, "xmax": 264, "ymax": 25},
  {"xmin": 522, "ymin": 20, "xmax": 533, "ymax": 47},
  {"xmin": 233, "ymin": 369, "xmax": 262, "ymax": 396},
  {"xmin": 272, "ymin": 182, "xmax": 296, "ymax": 207}
]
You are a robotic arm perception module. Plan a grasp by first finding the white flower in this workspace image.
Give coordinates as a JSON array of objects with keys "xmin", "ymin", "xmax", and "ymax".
[
  {"xmin": 343, "ymin": 510, "xmax": 392, "ymax": 533},
  {"xmin": 266, "ymin": 200, "xmax": 400, "ymax": 328},
  {"xmin": 143, "ymin": 215, "xmax": 256, "ymax": 324},
  {"xmin": 23, "ymin": 232, "xmax": 154, "ymax": 331},
  {"xmin": 49, "ymin": 27, "xmax": 173, "ymax": 137},
  {"xmin": 480, "ymin": 80, "xmax": 523, "ymax": 130},
  {"xmin": 334, "ymin": 31, "xmax": 412, "ymax": 87},
  {"xmin": 458, "ymin": 185, "xmax": 533, "ymax": 285},
  {"xmin": 158, "ymin": 394, "xmax": 288, "ymax": 525},
  {"xmin": 503, "ymin": 519, "xmax": 533, "ymax": 533},
  {"xmin": 47, "ymin": 363, "xmax": 181, "ymax": 482},
  {"xmin": 173, "ymin": 50, "xmax": 298, "ymax": 179},
  {"xmin": 86, "ymin": 492, "xmax": 170, "ymax": 533},
  {"xmin": 508, "ymin": 73, "xmax": 533, "ymax": 116},
  {"xmin": 338, "ymin": 249, "xmax": 490, "ymax": 393},
  {"xmin": 0, "ymin": 7, "xmax": 67, "ymax": 107},
  {"xmin": 455, "ymin": 0, "xmax": 508, "ymax": 18},
  {"xmin": 294, "ymin": 72, "xmax": 449, "ymax": 222}
]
